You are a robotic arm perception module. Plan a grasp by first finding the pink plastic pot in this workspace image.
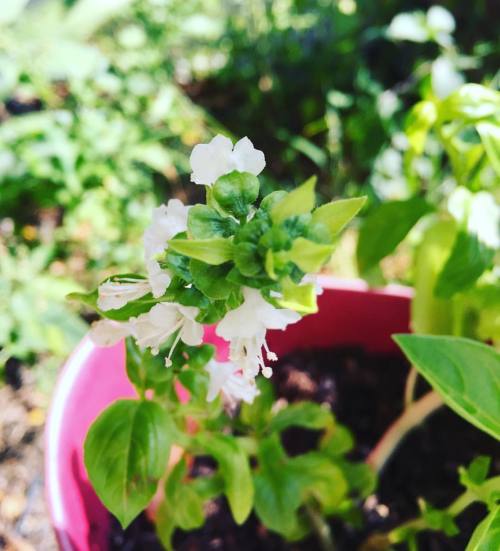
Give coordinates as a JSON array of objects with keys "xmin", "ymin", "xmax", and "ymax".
[{"xmin": 45, "ymin": 277, "xmax": 412, "ymax": 551}]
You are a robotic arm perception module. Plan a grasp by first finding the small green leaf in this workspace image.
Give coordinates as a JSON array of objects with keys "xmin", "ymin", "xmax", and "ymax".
[
  {"xmin": 420, "ymin": 501, "xmax": 459, "ymax": 537},
  {"xmin": 466, "ymin": 506, "xmax": 500, "ymax": 551},
  {"xmin": 213, "ymin": 171, "xmax": 260, "ymax": 219},
  {"xmin": 394, "ymin": 335, "xmax": 500, "ymax": 440},
  {"xmin": 405, "ymin": 101, "xmax": 438, "ymax": 154},
  {"xmin": 234, "ymin": 242, "xmax": 262, "ymax": 277},
  {"xmin": 440, "ymin": 84, "xmax": 500, "ymax": 122},
  {"xmin": 285, "ymin": 237, "xmax": 335, "ymax": 273},
  {"xmin": 271, "ymin": 176, "xmax": 317, "ymax": 224},
  {"xmin": 269, "ymin": 402, "xmax": 334, "ymax": 433},
  {"xmin": 435, "ymin": 232, "xmax": 494, "ymax": 299},
  {"xmin": 188, "ymin": 204, "xmax": 237, "ymax": 238},
  {"xmin": 320, "ymin": 425, "xmax": 354, "ymax": 457},
  {"xmin": 84, "ymin": 400, "xmax": 172, "ymax": 528},
  {"xmin": 190, "ymin": 260, "xmax": 236, "ymax": 299},
  {"xmin": 460, "ymin": 456, "xmax": 492, "ymax": 488},
  {"xmin": 477, "ymin": 122, "xmax": 500, "ymax": 176},
  {"xmin": 195, "ymin": 433, "xmax": 254, "ymax": 524},
  {"xmin": 276, "ymin": 279, "xmax": 318, "ymax": 315},
  {"xmin": 357, "ymin": 197, "xmax": 433, "ymax": 274},
  {"xmin": 311, "ymin": 196, "xmax": 366, "ymax": 238},
  {"xmin": 168, "ymin": 237, "xmax": 234, "ymax": 265}
]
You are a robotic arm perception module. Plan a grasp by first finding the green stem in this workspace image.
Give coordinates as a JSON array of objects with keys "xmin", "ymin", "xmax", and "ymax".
[
  {"xmin": 304, "ymin": 502, "xmax": 336, "ymax": 551},
  {"xmin": 366, "ymin": 391, "xmax": 443, "ymax": 473}
]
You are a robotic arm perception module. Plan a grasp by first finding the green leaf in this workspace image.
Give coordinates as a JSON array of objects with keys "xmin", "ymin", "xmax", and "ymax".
[
  {"xmin": 240, "ymin": 378, "xmax": 275, "ymax": 430},
  {"xmin": 269, "ymin": 402, "xmax": 334, "ymax": 433},
  {"xmin": 466, "ymin": 506, "xmax": 500, "ymax": 551},
  {"xmin": 420, "ymin": 501, "xmax": 459, "ymax": 537},
  {"xmin": 285, "ymin": 237, "xmax": 335, "ymax": 273},
  {"xmin": 233, "ymin": 242, "xmax": 262, "ymax": 277},
  {"xmin": 435, "ymin": 232, "xmax": 494, "ymax": 299},
  {"xmin": 477, "ymin": 122, "xmax": 500, "ymax": 177},
  {"xmin": 440, "ymin": 85, "xmax": 500, "ymax": 122},
  {"xmin": 195, "ymin": 433, "xmax": 254, "ymax": 524},
  {"xmin": 188, "ymin": 204, "xmax": 237, "ymax": 239},
  {"xmin": 84, "ymin": 400, "xmax": 172, "ymax": 528},
  {"xmin": 405, "ymin": 101, "xmax": 438, "ymax": 154},
  {"xmin": 394, "ymin": 335, "xmax": 500, "ymax": 440},
  {"xmin": 357, "ymin": 197, "xmax": 433, "ymax": 274},
  {"xmin": 125, "ymin": 337, "xmax": 171, "ymax": 393},
  {"xmin": 276, "ymin": 279, "xmax": 318, "ymax": 315},
  {"xmin": 213, "ymin": 171, "xmax": 260, "ymax": 219},
  {"xmin": 320, "ymin": 425, "xmax": 354, "ymax": 457},
  {"xmin": 168, "ymin": 237, "xmax": 234, "ymax": 265},
  {"xmin": 311, "ymin": 196, "xmax": 366, "ymax": 238},
  {"xmin": 460, "ymin": 456, "xmax": 492, "ymax": 488},
  {"xmin": 190, "ymin": 260, "xmax": 236, "ymax": 299},
  {"xmin": 411, "ymin": 219, "xmax": 457, "ymax": 335},
  {"xmin": 254, "ymin": 436, "xmax": 308, "ymax": 540},
  {"xmin": 271, "ymin": 176, "xmax": 317, "ymax": 224}
]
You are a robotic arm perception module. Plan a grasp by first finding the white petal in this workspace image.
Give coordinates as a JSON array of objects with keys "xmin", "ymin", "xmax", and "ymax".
[
  {"xmin": 189, "ymin": 134, "xmax": 233, "ymax": 186},
  {"xmin": 180, "ymin": 319, "xmax": 204, "ymax": 346},
  {"xmin": 431, "ymin": 57, "xmax": 464, "ymax": 99},
  {"xmin": 232, "ymin": 136, "xmax": 266, "ymax": 176},
  {"xmin": 146, "ymin": 259, "xmax": 171, "ymax": 298},
  {"xmin": 427, "ymin": 6, "xmax": 455, "ymax": 34},
  {"xmin": 468, "ymin": 192, "xmax": 500, "ymax": 249},
  {"xmin": 89, "ymin": 320, "xmax": 129, "ymax": 347},
  {"xmin": 205, "ymin": 360, "xmax": 234, "ymax": 402},
  {"xmin": 97, "ymin": 279, "xmax": 151, "ymax": 311},
  {"xmin": 387, "ymin": 13, "xmax": 428, "ymax": 42},
  {"xmin": 148, "ymin": 303, "xmax": 180, "ymax": 328}
]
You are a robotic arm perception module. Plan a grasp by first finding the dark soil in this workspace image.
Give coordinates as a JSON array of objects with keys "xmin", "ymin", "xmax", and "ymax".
[{"xmin": 109, "ymin": 346, "xmax": 499, "ymax": 551}]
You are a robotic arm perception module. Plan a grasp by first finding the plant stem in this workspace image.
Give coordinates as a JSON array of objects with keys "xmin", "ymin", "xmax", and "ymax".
[
  {"xmin": 304, "ymin": 502, "xmax": 336, "ymax": 551},
  {"xmin": 404, "ymin": 366, "xmax": 419, "ymax": 407},
  {"xmin": 366, "ymin": 391, "xmax": 443, "ymax": 473}
]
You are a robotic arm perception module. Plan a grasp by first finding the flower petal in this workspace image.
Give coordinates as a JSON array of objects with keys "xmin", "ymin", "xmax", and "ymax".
[
  {"xmin": 89, "ymin": 320, "xmax": 129, "ymax": 347},
  {"xmin": 232, "ymin": 136, "xmax": 266, "ymax": 176}
]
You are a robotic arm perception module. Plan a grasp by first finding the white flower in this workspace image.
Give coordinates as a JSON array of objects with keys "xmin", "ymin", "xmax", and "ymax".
[
  {"xmin": 131, "ymin": 302, "xmax": 203, "ymax": 357},
  {"xmin": 190, "ymin": 134, "xmax": 266, "ymax": 186},
  {"xmin": 216, "ymin": 287, "xmax": 300, "ymax": 378},
  {"xmin": 426, "ymin": 6, "xmax": 455, "ymax": 36},
  {"xmin": 377, "ymin": 90, "xmax": 399, "ymax": 119},
  {"xmin": 205, "ymin": 360, "xmax": 260, "ymax": 404},
  {"xmin": 143, "ymin": 199, "xmax": 190, "ymax": 298},
  {"xmin": 431, "ymin": 57, "xmax": 464, "ymax": 99},
  {"xmin": 89, "ymin": 319, "xmax": 130, "ymax": 347},
  {"xmin": 469, "ymin": 192, "xmax": 500, "ymax": 250},
  {"xmin": 387, "ymin": 12, "xmax": 428, "ymax": 42},
  {"xmin": 97, "ymin": 277, "xmax": 151, "ymax": 311}
]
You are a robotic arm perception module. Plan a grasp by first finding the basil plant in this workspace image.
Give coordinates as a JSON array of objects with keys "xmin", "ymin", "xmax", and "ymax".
[{"xmin": 71, "ymin": 135, "xmax": 369, "ymax": 548}]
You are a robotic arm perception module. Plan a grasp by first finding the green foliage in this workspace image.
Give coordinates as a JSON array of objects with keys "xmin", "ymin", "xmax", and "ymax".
[
  {"xmin": 394, "ymin": 335, "xmax": 500, "ymax": 440},
  {"xmin": 466, "ymin": 507, "xmax": 500, "ymax": 551},
  {"xmin": 84, "ymin": 399, "xmax": 173, "ymax": 528}
]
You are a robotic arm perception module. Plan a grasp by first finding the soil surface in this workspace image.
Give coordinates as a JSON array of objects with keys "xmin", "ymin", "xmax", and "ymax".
[
  {"xmin": 0, "ymin": 362, "xmax": 57, "ymax": 550},
  {"xmin": 110, "ymin": 346, "xmax": 499, "ymax": 551}
]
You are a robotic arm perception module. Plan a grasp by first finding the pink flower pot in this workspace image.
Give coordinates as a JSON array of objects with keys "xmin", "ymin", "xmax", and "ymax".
[{"xmin": 45, "ymin": 277, "xmax": 412, "ymax": 550}]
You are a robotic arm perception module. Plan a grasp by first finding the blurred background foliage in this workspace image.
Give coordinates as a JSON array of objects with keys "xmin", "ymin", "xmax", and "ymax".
[{"xmin": 0, "ymin": 0, "xmax": 498, "ymax": 377}]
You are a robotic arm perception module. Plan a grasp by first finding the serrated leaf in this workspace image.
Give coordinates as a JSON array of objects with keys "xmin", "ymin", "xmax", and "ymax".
[
  {"xmin": 271, "ymin": 176, "xmax": 317, "ymax": 224},
  {"xmin": 311, "ymin": 196, "xmax": 366, "ymax": 238},
  {"xmin": 394, "ymin": 335, "xmax": 500, "ymax": 440},
  {"xmin": 357, "ymin": 197, "xmax": 433, "ymax": 274},
  {"xmin": 435, "ymin": 232, "xmax": 494, "ymax": 299},
  {"xmin": 168, "ymin": 237, "xmax": 234, "ymax": 265},
  {"xmin": 84, "ymin": 400, "xmax": 172, "ymax": 528}
]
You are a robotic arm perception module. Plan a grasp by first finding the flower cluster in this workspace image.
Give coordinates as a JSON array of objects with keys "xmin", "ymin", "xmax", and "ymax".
[{"xmin": 78, "ymin": 135, "xmax": 365, "ymax": 404}]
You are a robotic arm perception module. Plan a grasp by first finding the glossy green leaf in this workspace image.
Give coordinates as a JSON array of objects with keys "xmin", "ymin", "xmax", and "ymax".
[
  {"xmin": 213, "ymin": 171, "xmax": 260, "ymax": 219},
  {"xmin": 357, "ymin": 197, "xmax": 433, "ymax": 274},
  {"xmin": 195, "ymin": 433, "xmax": 253, "ymax": 524},
  {"xmin": 269, "ymin": 402, "xmax": 334, "ymax": 433},
  {"xmin": 285, "ymin": 237, "xmax": 334, "ymax": 273},
  {"xmin": 411, "ymin": 219, "xmax": 457, "ymax": 335},
  {"xmin": 168, "ymin": 237, "xmax": 233, "ymax": 265},
  {"xmin": 125, "ymin": 337, "xmax": 171, "ymax": 392},
  {"xmin": 271, "ymin": 176, "xmax": 316, "ymax": 224},
  {"xmin": 188, "ymin": 204, "xmax": 237, "ymax": 238},
  {"xmin": 406, "ymin": 101, "xmax": 438, "ymax": 154},
  {"xmin": 477, "ymin": 122, "xmax": 500, "ymax": 176},
  {"xmin": 311, "ymin": 196, "xmax": 366, "ymax": 238},
  {"xmin": 435, "ymin": 232, "xmax": 494, "ymax": 299},
  {"xmin": 394, "ymin": 335, "xmax": 500, "ymax": 440},
  {"xmin": 190, "ymin": 260, "xmax": 236, "ymax": 299},
  {"xmin": 84, "ymin": 399, "xmax": 172, "ymax": 528},
  {"xmin": 466, "ymin": 507, "xmax": 500, "ymax": 551}
]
